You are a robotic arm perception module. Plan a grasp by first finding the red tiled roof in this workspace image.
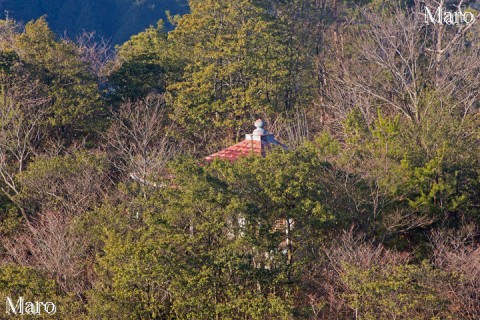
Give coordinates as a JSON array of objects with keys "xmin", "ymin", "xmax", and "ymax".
[
  {"xmin": 205, "ymin": 139, "xmax": 263, "ymax": 162},
  {"xmin": 205, "ymin": 119, "xmax": 285, "ymax": 162}
]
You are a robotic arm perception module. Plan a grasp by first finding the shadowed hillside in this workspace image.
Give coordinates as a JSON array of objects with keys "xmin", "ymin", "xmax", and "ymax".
[
  {"xmin": 0, "ymin": 0, "xmax": 480, "ymax": 318},
  {"xmin": 0, "ymin": 0, "xmax": 188, "ymax": 44}
]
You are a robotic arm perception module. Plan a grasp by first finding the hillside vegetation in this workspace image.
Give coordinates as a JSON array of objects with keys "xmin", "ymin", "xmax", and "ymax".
[{"xmin": 0, "ymin": 0, "xmax": 480, "ymax": 319}]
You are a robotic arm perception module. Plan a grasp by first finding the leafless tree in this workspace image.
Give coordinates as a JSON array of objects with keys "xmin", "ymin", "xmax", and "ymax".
[
  {"xmin": 382, "ymin": 207, "xmax": 436, "ymax": 236},
  {"xmin": 0, "ymin": 62, "xmax": 48, "ymax": 216},
  {"xmin": 323, "ymin": 0, "xmax": 480, "ymax": 126},
  {"xmin": 300, "ymin": 230, "xmax": 412, "ymax": 319},
  {"xmin": 262, "ymin": 107, "xmax": 310, "ymax": 148},
  {"xmin": 0, "ymin": 17, "xmax": 21, "ymax": 51},
  {"xmin": 431, "ymin": 225, "xmax": 480, "ymax": 319},
  {"xmin": 104, "ymin": 94, "xmax": 177, "ymax": 191},
  {"xmin": 2, "ymin": 210, "xmax": 89, "ymax": 295},
  {"xmin": 72, "ymin": 31, "xmax": 113, "ymax": 78}
]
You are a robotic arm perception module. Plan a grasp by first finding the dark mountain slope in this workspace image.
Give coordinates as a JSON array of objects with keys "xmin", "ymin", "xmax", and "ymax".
[{"xmin": 0, "ymin": 0, "xmax": 188, "ymax": 44}]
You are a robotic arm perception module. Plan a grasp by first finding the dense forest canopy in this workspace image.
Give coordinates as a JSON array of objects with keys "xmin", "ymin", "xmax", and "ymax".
[
  {"xmin": 0, "ymin": 0, "xmax": 189, "ymax": 44},
  {"xmin": 0, "ymin": 0, "xmax": 480, "ymax": 319}
]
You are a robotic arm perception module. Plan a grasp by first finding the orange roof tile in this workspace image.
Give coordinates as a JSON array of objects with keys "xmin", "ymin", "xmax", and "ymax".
[
  {"xmin": 205, "ymin": 119, "xmax": 286, "ymax": 162},
  {"xmin": 206, "ymin": 140, "xmax": 263, "ymax": 162}
]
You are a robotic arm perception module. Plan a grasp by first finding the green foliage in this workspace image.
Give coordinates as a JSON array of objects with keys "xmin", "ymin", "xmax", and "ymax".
[
  {"xmin": 86, "ymin": 145, "xmax": 350, "ymax": 318},
  {"xmin": 88, "ymin": 224, "xmax": 173, "ymax": 319},
  {"xmin": 339, "ymin": 105, "xmax": 480, "ymax": 234},
  {"xmin": 0, "ymin": 265, "xmax": 86, "ymax": 319},
  {"xmin": 109, "ymin": 21, "xmax": 175, "ymax": 101},
  {"xmin": 228, "ymin": 147, "xmax": 338, "ymax": 235},
  {"xmin": 15, "ymin": 18, "xmax": 103, "ymax": 134},
  {"xmin": 0, "ymin": 265, "xmax": 57, "ymax": 307},
  {"xmin": 16, "ymin": 150, "xmax": 109, "ymax": 213},
  {"xmin": 312, "ymin": 132, "xmax": 341, "ymax": 158},
  {"xmin": 344, "ymin": 107, "xmax": 370, "ymax": 145},
  {"xmin": 167, "ymin": 0, "xmax": 292, "ymax": 144},
  {"xmin": 0, "ymin": 51, "xmax": 18, "ymax": 73},
  {"xmin": 0, "ymin": 206, "xmax": 22, "ymax": 237},
  {"xmin": 88, "ymin": 156, "xmax": 296, "ymax": 318},
  {"xmin": 341, "ymin": 262, "xmax": 448, "ymax": 319},
  {"xmin": 1, "ymin": 1, "xmax": 480, "ymax": 319}
]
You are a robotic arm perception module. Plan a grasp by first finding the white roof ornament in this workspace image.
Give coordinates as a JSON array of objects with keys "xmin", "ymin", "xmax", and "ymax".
[
  {"xmin": 253, "ymin": 119, "xmax": 267, "ymax": 135},
  {"xmin": 206, "ymin": 119, "xmax": 286, "ymax": 161}
]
